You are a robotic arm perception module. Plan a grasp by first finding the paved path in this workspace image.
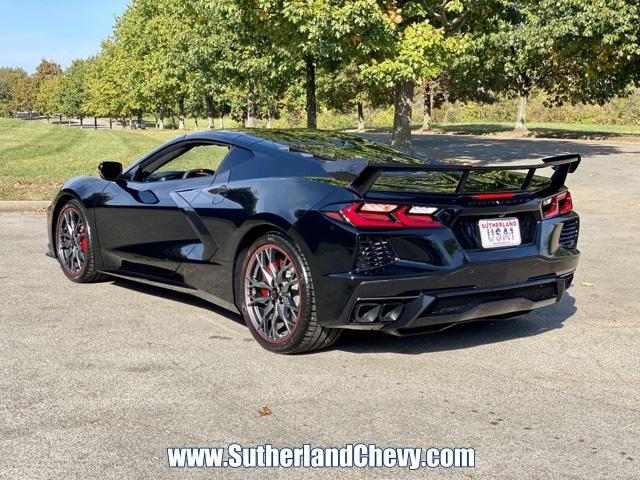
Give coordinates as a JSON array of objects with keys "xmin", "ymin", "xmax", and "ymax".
[{"xmin": 0, "ymin": 135, "xmax": 638, "ymax": 479}]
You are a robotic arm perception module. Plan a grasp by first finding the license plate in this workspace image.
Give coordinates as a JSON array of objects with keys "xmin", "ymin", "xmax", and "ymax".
[{"xmin": 478, "ymin": 217, "xmax": 521, "ymax": 249}]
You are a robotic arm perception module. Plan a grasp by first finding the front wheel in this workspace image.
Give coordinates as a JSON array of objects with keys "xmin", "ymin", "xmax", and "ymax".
[
  {"xmin": 55, "ymin": 199, "xmax": 104, "ymax": 283},
  {"xmin": 236, "ymin": 232, "xmax": 341, "ymax": 354}
]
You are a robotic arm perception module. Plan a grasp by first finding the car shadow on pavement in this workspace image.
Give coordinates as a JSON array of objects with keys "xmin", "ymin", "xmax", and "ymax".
[
  {"xmin": 110, "ymin": 276, "xmax": 576, "ymax": 354},
  {"xmin": 109, "ymin": 278, "xmax": 245, "ymax": 326},
  {"xmin": 332, "ymin": 294, "xmax": 577, "ymax": 355}
]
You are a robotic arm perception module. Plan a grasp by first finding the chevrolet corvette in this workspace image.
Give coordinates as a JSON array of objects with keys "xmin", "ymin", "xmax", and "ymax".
[{"xmin": 47, "ymin": 129, "xmax": 580, "ymax": 353}]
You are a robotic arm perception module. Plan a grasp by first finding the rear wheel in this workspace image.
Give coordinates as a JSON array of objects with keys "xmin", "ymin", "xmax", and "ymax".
[
  {"xmin": 236, "ymin": 232, "xmax": 341, "ymax": 354},
  {"xmin": 55, "ymin": 199, "xmax": 104, "ymax": 283}
]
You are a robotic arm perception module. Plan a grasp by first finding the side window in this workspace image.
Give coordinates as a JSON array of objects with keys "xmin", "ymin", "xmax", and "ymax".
[
  {"xmin": 214, "ymin": 146, "xmax": 255, "ymax": 182},
  {"xmin": 142, "ymin": 143, "xmax": 230, "ymax": 182}
]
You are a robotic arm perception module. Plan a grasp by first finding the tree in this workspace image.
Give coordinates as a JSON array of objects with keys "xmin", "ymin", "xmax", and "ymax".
[
  {"xmin": 12, "ymin": 75, "xmax": 37, "ymax": 114},
  {"xmin": 108, "ymin": 0, "xmax": 172, "ymax": 127},
  {"xmin": 237, "ymin": 1, "xmax": 392, "ymax": 129},
  {"xmin": 33, "ymin": 59, "xmax": 63, "ymax": 121},
  {"xmin": 35, "ymin": 76, "xmax": 62, "ymax": 119},
  {"xmin": 471, "ymin": 0, "xmax": 639, "ymax": 130},
  {"xmin": 32, "ymin": 59, "xmax": 63, "ymax": 89},
  {"xmin": 0, "ymin": 67, "xmax": 27, "ymax": 116},
  {"xmin": 85, "ymin": 41, "xmax": 127, "ymax": 127},
  {"xmin": 2, "ymin": 59, "xmax": 63, "ymax": 117},
  {"xmin": 361, "ymin": 5, "xmax": 459, "ymax": 148},
  {"xmin": 207, "ymin": 0, "xmax": 298, "ymax": 128},
  {"xmin": 415, "ymin": 1, "xmax": 501, "ymax": 131},
  {"xmin": 547, "ymin": 0, "xmax": 640, "ymax": 108},
  {"xmin": 58, "ymin": 59, "xmax": 93, "ymax": 126},
  {"xmin": 319, "ymin": 62, "xmax": 390, "ymax": 132}
]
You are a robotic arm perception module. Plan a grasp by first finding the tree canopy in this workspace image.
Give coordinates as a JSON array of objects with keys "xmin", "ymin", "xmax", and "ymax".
[{"xmin": 1, "ymin": 0, "xmax": 638, "ymax": 145}]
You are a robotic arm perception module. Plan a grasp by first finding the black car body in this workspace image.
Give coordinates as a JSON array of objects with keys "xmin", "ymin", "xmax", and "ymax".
[{"xmin": 47, "ymin": 129, "xmax": 580, "ymax": 352}]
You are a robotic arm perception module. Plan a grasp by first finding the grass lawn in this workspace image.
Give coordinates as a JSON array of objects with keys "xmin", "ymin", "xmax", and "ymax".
[{"xmin": 0, "ymin": 119, "xmax": 183, "ymax": 200}]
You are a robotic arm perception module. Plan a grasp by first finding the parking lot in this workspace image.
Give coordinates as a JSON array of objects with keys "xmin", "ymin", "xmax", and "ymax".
[{"xmin": 1, "ymin": 134, "xmax": 639, "ymax": 479}]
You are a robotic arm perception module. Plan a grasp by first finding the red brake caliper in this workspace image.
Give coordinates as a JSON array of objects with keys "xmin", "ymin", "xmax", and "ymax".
[
  {"xmin": 260, "ymin": 256, "xmax": 283, "ymax": 297},
  {"xmin": 79, "ymin": 227, "xmax": 88, "ymax": 253}
]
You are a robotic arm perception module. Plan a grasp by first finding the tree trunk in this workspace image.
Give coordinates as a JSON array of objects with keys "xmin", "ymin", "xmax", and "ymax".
[
  {"xmin": 357, "ymin": 102, "xmax": 365, "ymax": 132},
  {"xmin": 515, "ymin": 93, "xmax": 528, "ymax": 130},
  {"xmin": 194, "ymin": 117, "xmax": 198, "ymax": 129},
  {"xmin": 421, "ymin": 82, "xmax": 434, "ymax": 131},
  {"xmin": 177, "ymin": 97, "xmax": 186, "ymax": 130},
  {"xmin": 442, "ymin": 89, "xmax": 452, "ymax": 124},
  {"xmin": 80, "ymin": 117, "xmax": 83, "ymax": 127},
  {"xmin": 46, "ymin": 115, "xmax": 50, "ymax": 123},
  {"xmin": 109, "ymin": 117, "xmax": 113, "ymax": 129},
  {"xmin": 305, "ymin": 55, "xmax": 317, "ymax": 129},
  {"xmin": 205, "ymin": 94, "xmax": 215, "ymax": 129},
  {"xmin": 246, "ymin": 83, "xmax": 258, "ymax": 128},
  {"xmin": 267, "ymin": 113, "xmax": 272, "ymax": 129},
  {"xmin": 59, "ymin": 114, "xmax": 62, "ymax": 124},
  {"xmin": 94, "ymin": 116, "xmax": 97, "ymax": 129},
  {"xmin": 159, "ymin": 116, "xmax": 164, "ymax": 130},
  {"xmin": 391, "ymin": 80, "xmax": 414, "ymax": 150}
]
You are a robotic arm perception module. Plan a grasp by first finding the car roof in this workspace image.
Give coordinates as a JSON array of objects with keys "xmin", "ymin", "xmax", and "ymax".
[{"xmin": 181, "ymin": 129, "xmax": 429, "ymax": 166}]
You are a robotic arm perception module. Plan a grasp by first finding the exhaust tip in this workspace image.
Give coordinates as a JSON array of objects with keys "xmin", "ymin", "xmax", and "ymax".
[
  {"xmin": 352, "ymin": 302, "xmax": 404, "ymax": 324},
  {"xmin": 354, "ymin": 304, "xmax": 381, "ymax": 323},
  {"xmin": 381, "ymin": 303, "xmax": 403, "ymax": 322}
]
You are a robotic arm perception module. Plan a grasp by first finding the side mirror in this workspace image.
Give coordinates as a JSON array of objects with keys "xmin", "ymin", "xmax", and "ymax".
[{"xmin": 98, "ymin": 161, "xmax": 123, "ymax": 181}]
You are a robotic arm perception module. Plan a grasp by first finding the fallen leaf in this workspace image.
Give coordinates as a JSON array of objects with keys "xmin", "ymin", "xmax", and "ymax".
[
  {"xmin": 258, "ymin": 406, "xmax": 272, "ymax": 417},
  {"xmin": 581, "ymin": 282, "xmax": 594, "ymax": 287}
]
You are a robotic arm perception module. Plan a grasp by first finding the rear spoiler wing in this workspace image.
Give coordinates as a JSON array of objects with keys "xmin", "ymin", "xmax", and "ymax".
[{"xmin": 321, "ymin": 154, "xmax": 581, "ymax": 196}]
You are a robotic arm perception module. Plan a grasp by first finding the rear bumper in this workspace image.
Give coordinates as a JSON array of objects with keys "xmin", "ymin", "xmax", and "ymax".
[
  {"xmin": 384, "ymin": 276, "xmax": 569, "ymax": 335},
  {"xmin": 319, "ymin": 253, "xmax": 578, "ymax": 332}
]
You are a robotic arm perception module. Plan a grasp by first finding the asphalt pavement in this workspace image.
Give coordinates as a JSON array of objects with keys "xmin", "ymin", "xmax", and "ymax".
[{"xmin": 1, "ymin": 134, "xmax": 639, "ymax": 479}]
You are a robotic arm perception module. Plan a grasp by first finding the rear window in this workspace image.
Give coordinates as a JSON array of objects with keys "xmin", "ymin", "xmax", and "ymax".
[
  {"xmin": 372, "ymin": 170, "xmax": 462, "ymax": 194},
  {"xmin": 251, "ymin": 129, "xmax": 425, "ymax": 165},
  {"xmin": 370, "ymin": 169, "xmax": 552, "ymax": 194}
]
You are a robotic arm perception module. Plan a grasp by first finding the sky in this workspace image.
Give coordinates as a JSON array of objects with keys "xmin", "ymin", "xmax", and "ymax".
[{"xmin": 0, "ymin": 0, "xmax": 131, "ymax": 73}]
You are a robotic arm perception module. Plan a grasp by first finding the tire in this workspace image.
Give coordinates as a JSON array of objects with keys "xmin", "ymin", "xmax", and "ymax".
[
  {"xmin": 54, "ymin": 199, "xmax": 105, "ymax": 283},
  {"xmin": 235, "ymin": 232, "xmax": 342, "ymax": 354}
]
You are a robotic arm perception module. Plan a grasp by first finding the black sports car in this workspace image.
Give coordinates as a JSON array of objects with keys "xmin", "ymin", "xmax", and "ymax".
[{"xmin": 47, "ymin": 129, "xmax": 580, "ymax": 353}]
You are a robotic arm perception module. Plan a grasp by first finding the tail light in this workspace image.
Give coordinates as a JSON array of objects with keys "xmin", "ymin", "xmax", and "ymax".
[
  {"xmin": 325, "ymin": 203, "xmax": 443, "ymax": 229},
  {"xmin": 542, "ymin": 191, "xmax": 573, "ymax": 219}
]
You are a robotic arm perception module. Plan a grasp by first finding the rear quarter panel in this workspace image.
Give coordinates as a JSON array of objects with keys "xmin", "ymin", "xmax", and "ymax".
[{"xmin": 180, "ymin": 177, "xmax": 353, "ymax": 304}]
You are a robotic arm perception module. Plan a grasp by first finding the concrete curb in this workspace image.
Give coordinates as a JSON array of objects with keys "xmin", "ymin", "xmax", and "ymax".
[{"xmin": 0, "ymin": 201, "xmax": 51, "ymax": 213}]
